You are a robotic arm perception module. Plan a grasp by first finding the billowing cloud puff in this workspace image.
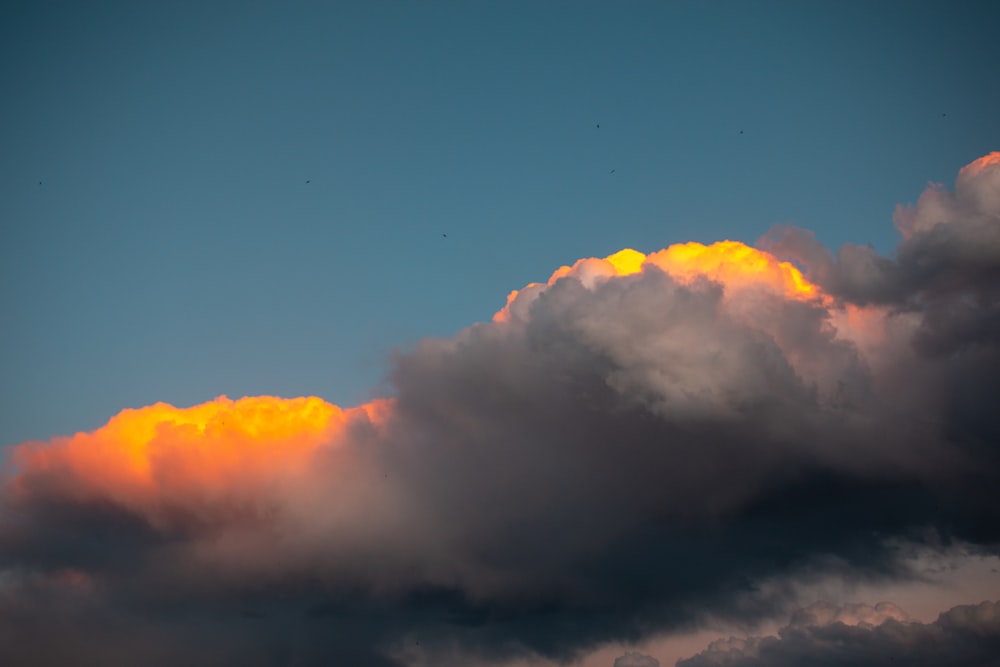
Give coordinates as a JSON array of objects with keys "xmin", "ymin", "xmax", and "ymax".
[
  {"xmin": 760, "ymin": 151, "xmax": 1000, "ymax": 313},
  {"xmin": 677, "ymin": 600, "xmax": 1000, "ymax": 667},
  {"xmin": 787, "ymin": 601, "xmax": 911, "ymax": 628},
  {"xmin": 2, "ymin": 154, "xmax": 1000, "ymax": 666},
  {"xmin": 615, "ymin": 651, "xmax": 661, "ymax": 667}
]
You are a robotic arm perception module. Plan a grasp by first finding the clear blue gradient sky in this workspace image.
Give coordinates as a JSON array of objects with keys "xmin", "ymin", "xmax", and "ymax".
[{"xmin": 2, "ymin": 0, "xmax": 998, "ymax": 447}]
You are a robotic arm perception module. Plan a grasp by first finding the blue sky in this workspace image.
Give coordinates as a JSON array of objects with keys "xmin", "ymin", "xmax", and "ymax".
[{"xmin": 2, "ymin": 0, "xmax": 998, "ymax": 447}]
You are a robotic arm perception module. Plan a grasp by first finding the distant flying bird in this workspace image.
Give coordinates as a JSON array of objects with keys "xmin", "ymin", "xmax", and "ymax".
[
  {"xmin": 739, "ymin": 130, "xmax": 744, "ymax": 134},
  {"xmin": 38, "ymin": 181, "xmax": 42, "ymax": 185},
  {"xmin": 941, "ymin": 113, "xmax": 947, "ymax": 118},
  {"xmin": 610, "ymin": 169, "xmax": 615, "ymax": 174},
  {"xmin": 442, "ymin": 233, "xmax": 447, "ymax": 238},
  {"xmin": 596, "ymin": 123, "xmax": 600, "ymax": 129},
  {"xmin": 306, "ymin": 180, "xmax": 311, "ymax": 183}
]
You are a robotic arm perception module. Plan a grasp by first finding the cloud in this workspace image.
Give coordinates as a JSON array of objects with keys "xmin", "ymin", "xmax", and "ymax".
[
  {"xmin": 615, "ymin": 651, "xmax": 661, "ymax": 667},
  {"xmin": 760, "ymin": 152, "xmax": 1000, "ymax": 305},
  {"xmin": 2, "ymin": 154, "xmax": 1000, "ymax": 665},
  {"xmin": 677, "ymin": 600, "xmax": 1000, "ymax": 667}
]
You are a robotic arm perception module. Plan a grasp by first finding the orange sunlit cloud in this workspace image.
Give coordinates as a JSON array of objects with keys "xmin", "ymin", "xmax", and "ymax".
[
  {"xmin": 7, "ymin": 240, "xmax": 879, "ymax": 523},
  {"xmin": 959, "ymin": 150, "xmax": 1000, "ymax": 177},
  {"xmin": 6, "ymin": 242, "xmax": 829, "ymax": 524},
  {"xmin": 646, "ymin": 241, "xmax": 823, "ymax": 299},
  {"xmin": 7, "ymin": 395, "xmax": 389, "ymax": 526},
  {"xmin": 494, "ymin": 240, "xmax": 826, "ymax": 323},
  {"xmin": 13, "ymin": 186, "xmax": 992, "ymax": 529}
]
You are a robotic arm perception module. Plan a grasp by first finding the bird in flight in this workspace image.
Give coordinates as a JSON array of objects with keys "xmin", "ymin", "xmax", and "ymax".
[
  {"xmin": 596, "ymin": 123, "xmax": 600, "ymax": 129},
  {"xmin": 610, "ymin": 169, "xmax": 615, "ymax": 174},
  {"xmin": 442, "ymin": 233, "xmax": 448, "ymax": 238},
  {"xmin": 739, "ymin": 130, "xmax": 744, "ymax": 134},
  {"xmin": 306, "ymin": 180, "xmax": 311, "ymax": 183},
  {"xmin": 38, "ymin": 181, "xmax": 42, "ymax": 185}
]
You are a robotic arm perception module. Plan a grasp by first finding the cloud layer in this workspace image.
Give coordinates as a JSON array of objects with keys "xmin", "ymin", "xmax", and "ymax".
[
  {"xmin": 678, "ymin": 600, "xmax": 1000, "ymax": 667},
  {"xmin": 2, "ymin": 153, "xmax": 999, "ymax": 666}
]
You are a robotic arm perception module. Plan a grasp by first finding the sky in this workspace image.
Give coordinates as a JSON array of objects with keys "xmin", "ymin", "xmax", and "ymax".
[{"xmin": 2, "ymin": 2, "xmax": 1000, "ymax": 666}]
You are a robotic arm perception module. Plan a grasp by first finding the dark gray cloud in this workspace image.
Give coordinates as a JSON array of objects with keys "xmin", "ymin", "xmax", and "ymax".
[
  {"xmin": 677, "ymin": 600, "xmax": 1000, "ymax": 667},
  {"xmin": 759, "ymin": 153, "xmax": 1000, "ymax": 311},
  {"xmin": 2, "ymin": 154, "xmax": 1000, "ymax": 665}
]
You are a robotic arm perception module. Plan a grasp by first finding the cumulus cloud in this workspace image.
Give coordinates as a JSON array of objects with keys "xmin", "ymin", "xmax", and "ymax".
[
  {"xmin": 677, "ymin": 600, "xmax": 1000, "ymax": 667},
  {"xmin": 2, "ymin": 154, "xmax": 1000, "ymax": 665},
  {"xmin": 760, "ymin": 152, "xmax": 1000, "ymax": 307}
]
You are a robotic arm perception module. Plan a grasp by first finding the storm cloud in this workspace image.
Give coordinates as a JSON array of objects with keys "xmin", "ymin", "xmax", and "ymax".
[{"xmin": 2, "ymin": 153, "xmax": 999, "ymax": 665}]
